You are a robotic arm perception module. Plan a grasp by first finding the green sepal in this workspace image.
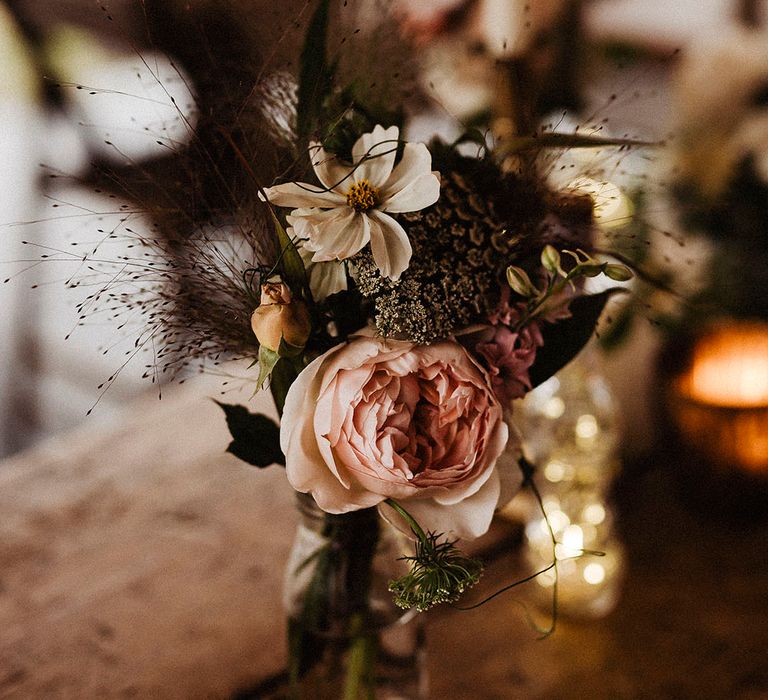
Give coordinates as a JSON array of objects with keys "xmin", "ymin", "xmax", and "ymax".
[
  {"xmin": 257, "ymin": 345, "xmax": 280, "ymax": 389},
  {"xmin": 214, "ymin": 401, "xmax": 284, "ymax": 468},
  {"xmin": 528, "ymin": 289, "xmax": 625, "ymax": 388}
]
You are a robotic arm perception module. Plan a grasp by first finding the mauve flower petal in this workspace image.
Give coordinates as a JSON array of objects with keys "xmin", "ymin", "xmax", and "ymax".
[
  {"xmin": 281, "ymin": 349, "xmax": 380, "ymax": 511},
  {"xmin": 280, "ymin": 333, "xmax": 518, "ymax": 535}
]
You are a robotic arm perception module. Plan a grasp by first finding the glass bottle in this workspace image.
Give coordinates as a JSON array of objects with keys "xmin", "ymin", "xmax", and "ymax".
[{"xmin": 518, "ymin": 350, "xmax": 626, "ymax": 618}]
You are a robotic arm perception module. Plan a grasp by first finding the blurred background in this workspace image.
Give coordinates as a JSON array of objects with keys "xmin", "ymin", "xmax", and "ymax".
[{"xmin": 1, "ymin": 0, "xmax": 766, "ymax": 460}]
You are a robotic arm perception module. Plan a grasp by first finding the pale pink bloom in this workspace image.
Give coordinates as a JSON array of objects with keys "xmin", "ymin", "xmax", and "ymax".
[
  {"xmin": 280, "ymin": 331, "xmax": 515, "ymax": 539},
  {"xmin": 475, "ymin": 324, "xmax": 544, "ymax": 404},
  {"xmin": 392, "ymin": 0, "xmax": 466, "ymax": 43},
  {"xmin": 262, "ymin": 125, "xmax": 440, "ymax": 281}
]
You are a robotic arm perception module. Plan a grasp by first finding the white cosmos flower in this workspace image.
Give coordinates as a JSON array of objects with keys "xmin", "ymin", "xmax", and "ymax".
[
  {"xmin": 290, "ymin": 227, "xmax": 348, "ymax": 301},
  {"xmin": 262, "ymin": 124, "xmax": 441, "ymax": 280}
]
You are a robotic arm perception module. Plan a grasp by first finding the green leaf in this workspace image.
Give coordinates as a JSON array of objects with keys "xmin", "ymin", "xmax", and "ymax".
[
  {"xmin": 215, "ymin": 401, "xmax": 284, "ymax": 467},
  {"xmin": 272, "ymin": 211, "xmax": 308, "ymax": 294},
  {"xmin": 258, "ymin": 345, "xmax": 280, "ymax": 389},
  {"xmin": 529, "ymin": 289, "xmax": 624, "ymax": 388},
  {"xmin": 270, "ymin": 356, "xmax": 301, "ymax": 416},
  {"xmin": 297, "ymin": 0, "xmax": 333, "ymax": 139}
]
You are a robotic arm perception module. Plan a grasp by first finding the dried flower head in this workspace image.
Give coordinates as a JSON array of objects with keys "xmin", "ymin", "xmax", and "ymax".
[{"xmin": 389, "ymin": 532, "xmax": 483, "ymax": 612}]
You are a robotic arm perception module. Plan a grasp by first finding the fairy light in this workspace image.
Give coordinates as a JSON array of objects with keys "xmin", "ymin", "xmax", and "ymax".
[
  {"xmin": 544, "ymin": 459, "xmax": 567, "ymax": 482},
  {"xmin": 583, "ymin": 563, "xmax": 606, "ymax": 585},
  {"xmin": 582, "ymin": 503, "xmax": 606, "ymax": 525},
  {"xmin": 543, "ymin": 395, "xmax": 566, "ymax": 419}
]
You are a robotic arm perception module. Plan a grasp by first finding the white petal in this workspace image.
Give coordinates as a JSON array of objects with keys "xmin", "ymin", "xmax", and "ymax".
[
  {"xmin": 367, "ymin": 211, "xmax": 412, "ymax": 280},
  {"xmin": 309, "ymin": 260, "xmax": 348, "ymax": 301},
  {"xmin": 309, "ymin": 142, "xmax": 354, "ymax": 194},
  {"xmin": 381, "ymin": 170, "xmax": 441, "ymax": 213},
  {"xmin": 287, "ymin": 207, "xmax": 345, "ymax": 242},
  {"xmin": 397, "ymin": 470, "xmax": 501, "ymax": 540},
  {"xmin": 262, "ymin": 181, "xmax": 345, "ymax": 209},
  {"xmin": 380, "ymin": 142, "xmax": 432, "ymax": 198},
  {"xmin": 351, "ymin": 125, "xmax": 399, "ymax": 185},
  {"xmin": 310, "ymin": 208, "xmax": 371, "ymax": 262}
]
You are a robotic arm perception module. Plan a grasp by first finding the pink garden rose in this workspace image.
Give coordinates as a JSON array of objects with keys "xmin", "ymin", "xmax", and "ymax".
[{"xmin": 280, "ymin": 332, "xmax": 516, "ymax": 539}]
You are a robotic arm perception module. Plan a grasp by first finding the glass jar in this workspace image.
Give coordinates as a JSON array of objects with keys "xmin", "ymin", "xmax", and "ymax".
[{"xmin": 283, "ymin": 494, "xmax": 427, "ymax": 699}]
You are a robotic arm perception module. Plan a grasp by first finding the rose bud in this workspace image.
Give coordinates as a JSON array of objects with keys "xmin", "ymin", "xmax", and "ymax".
[{"xmin": 250, "ymin": 280, "xmax": 311, "ymax": 351}]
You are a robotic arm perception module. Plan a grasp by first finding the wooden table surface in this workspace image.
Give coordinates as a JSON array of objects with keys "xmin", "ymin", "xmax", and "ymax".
[{"xmin": 1, "ymin": 372, "xmax": 767, "ymax": 699}]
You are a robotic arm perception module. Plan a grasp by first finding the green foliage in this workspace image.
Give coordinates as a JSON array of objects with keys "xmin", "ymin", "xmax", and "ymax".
[
  {"xmin": 296, "ymin": 0, "xmax": 333, "ymax": 140},
  {"xmin": 271, "ymin": 211, "xmax": 308, "ymax": 296},
  {"xmin": 215, "ymin": 401, "xmax": 284, "ymax": 467},
  {"xmin": 320, "ymin": 84, "xmax": 404, "ymax": 163},
  {"xmin": 257, "ymin": 345, "xmax": 280, "ymax": 389},
  {"xmin": 269, "ymin": 355, "xmax": 302, "ymax": 416},
  {"xmin": 529, "ymin": 289, "xmax": 623, "ymax": 388}
]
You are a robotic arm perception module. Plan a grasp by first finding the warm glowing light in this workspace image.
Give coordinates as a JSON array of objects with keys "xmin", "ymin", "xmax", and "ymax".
[
  {"xmin": 575, "ymin": 414, "xmax": 599, "ymax": 440},
  {"xmin": 673, "ymin": 322, "xmax": 768, "ymax": 471},
  {"xmin": 546, "ymin": 509, "xmax": 571, "ymax": 533},
  {"xmin": 568, "ymin": 177, "xmax": 634, "ymax": 228},
  {"xmin": 583, "ymin": 503, "xmax": 606, "ymax": 525},
  {"xmin": 583, "ymin": 563, "xmax": 606, "ymax": 585},
  {"xmin": 561, "ymin": 524, "xmax": 584, "ymax": 553},
  {"xmin": 680, "ymin": 324, "xmax": 768, "ymax": 408},
  {"xmin": 543, "ymin": 396, "xmax": 566, "ymax": 419},
  {"xmin": 544, "ymin": 459, "xmax": 567, "ymax": 482}
]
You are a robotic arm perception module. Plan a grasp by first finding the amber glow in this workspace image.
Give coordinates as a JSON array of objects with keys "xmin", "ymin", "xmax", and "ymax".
[
  {"xmin": 673, "ymin": 323, "xmax": 768, "ymax": 472},
  {"xmin": 678, "ymin": 324, "xmax": 768, "ymax": 408}
]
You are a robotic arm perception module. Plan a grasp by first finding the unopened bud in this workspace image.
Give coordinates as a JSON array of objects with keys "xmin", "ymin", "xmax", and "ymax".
[
  {"xmin": 506, "ymin": 266, "xmax": 538, "ymax": 297},
  {"xmin": 251, "ymin": 281, "xmax": 311, "ymax": 351},
  {"xmin": 604, "ymin": 264, "xmax": 633, "ymax": 282},
  {"xmin": 540, "ymin": 245, "xmax": 562, "ymax": 274}
]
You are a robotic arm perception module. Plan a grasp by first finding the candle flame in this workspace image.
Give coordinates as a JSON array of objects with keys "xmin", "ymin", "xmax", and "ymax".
[{"xmin": 680, "ymin": 324, "xmax": 768, "ymax": 408}]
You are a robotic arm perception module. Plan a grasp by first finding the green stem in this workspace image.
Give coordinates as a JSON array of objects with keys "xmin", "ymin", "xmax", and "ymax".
[
  {"xmin": 385, "ymin": 499, "xmax": 428, "ymax": 543},
  {"xmin": 343, "ymin": 613, "xmax": 376, "ymax": 700}
]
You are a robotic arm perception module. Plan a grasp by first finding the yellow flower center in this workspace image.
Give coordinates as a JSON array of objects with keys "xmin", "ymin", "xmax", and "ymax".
[{"xmin": 346, "ymin": 179, "xmax": 379, "ymax": 212}]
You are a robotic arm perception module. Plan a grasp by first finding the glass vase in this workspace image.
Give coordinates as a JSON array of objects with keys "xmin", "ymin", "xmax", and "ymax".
[{"xmin": 283, "ymin": 494, "xmax": 427, "ymax": 699}]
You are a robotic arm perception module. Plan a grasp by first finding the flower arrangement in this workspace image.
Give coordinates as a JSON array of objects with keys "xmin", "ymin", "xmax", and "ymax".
[
  {"xmin": 10, "ymin": 0, "xmax": 649, "ymax": 694},
  {"xmin": 204, "ymin": 3, "xmax": 637, "ymax": 689}
]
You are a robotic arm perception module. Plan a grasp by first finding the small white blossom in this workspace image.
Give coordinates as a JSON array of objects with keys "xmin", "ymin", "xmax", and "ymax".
[{"xmin": 262, "ymin": 125, "xmax": 440, "ymax": 280}]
